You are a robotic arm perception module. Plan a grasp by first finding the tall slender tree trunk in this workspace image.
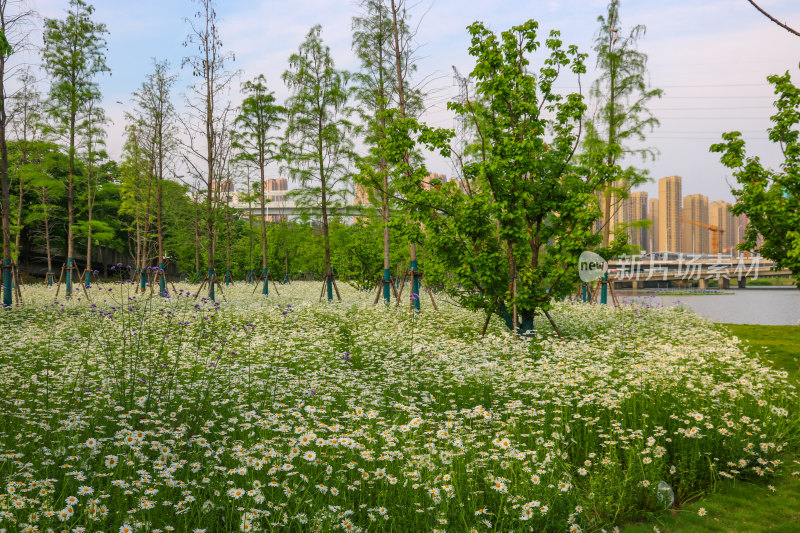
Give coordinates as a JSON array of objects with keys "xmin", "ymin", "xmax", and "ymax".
[
  {"xmin": 205, "ymin": 60, "xmax": 216, "ymax": 302},
  {"xmin": 43, "ymin": 197, "xmax": 53, "ymax": 284},
  {"xmin": 602, "ymin": 26, "xmax": 617, "ymax": 248},
  {"xmin": 193, "ymin": 193, "xmax": 200, "ymax": 276},
  {"xmin": 0, "ymin": 72, "xmax": 10, "ymax": 308},
  {"xmin": 0, "ymin": 13, "xmax": 12, "ymax": 307},
  {"xmin": 139, "ymin": 161, "xmax": 154, "ymax": 293},
  {"xmin": 65, "ymin": 111, "xmax": 76, "ymax": 299},
  {"xmin": 246, "ymin": 171, "xmax": 253, "ymax": 283},
  {"xmin": 157, "ymin": 151, "xmax": 165, "ymax": 295},
  {"xmin": 318, "ymin": 114, "xmax": 334, "ymax": 301},
  {"xmin": 260, "ymin": 159, "xmax": 269, "ymax": 295},
  {"xmin": 14, "ymin": 144, "xmax": 26, "ymax": 264},
  {"xmin": 14, "ymin": 172, "xmax": 22, "ymax": 261},
  {"xmin": 225, "ymin": 194, "xmax": 231, "ymax": 285},
  {"xmin": 390, "ymin": 0, "xmax": 419, "ymax": 309},
  {"xmin": 85, "ymin": 163, "xmax": 93, "ymax": 286},
  {"xmin": 378, "ymin": 22, "xmax": 391, "ymax": 305},
  {"xmin": 134, "ymin": 217, "xmax": 141, "ymax": 282}
]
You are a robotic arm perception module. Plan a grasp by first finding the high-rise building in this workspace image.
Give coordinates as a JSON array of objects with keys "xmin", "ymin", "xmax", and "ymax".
[
  {"xmin": 265, "ymin": 177, "xmax": 288, "ymax": 202},
  {"xmin": 211, "ymin": 179, "xmax": 234, "ymax": 193},
  {"xmin": 709, "ymin": 200, "xmax": 736, "ymax": 254},
  {"xmin": 627, "ymin": 191, "xmax": 648, "ymax": 251},
  {"xmin": 736, "ymin": 213, "xmax": 754, "ymax": 256},
  {"xmin": 648, "ymin": 197, "xmax": 659, "ymax": 253},
  {"xmin": 682, "ymin": 194, "xmax": 709, "ymax": 255},
  {"xmin": 658, "ymin": 176, "xmax": 682, "ymax": 253},
  {"xmin": 599, "ymin": 182, "xmax": 626, "ymax": 242}
]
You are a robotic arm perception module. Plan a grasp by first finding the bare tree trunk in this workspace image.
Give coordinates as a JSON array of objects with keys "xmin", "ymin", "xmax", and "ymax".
[
  {"xmin": 14, "ymin": 158, "xmax": 22, "ymax": 262},
  {"xmin": 378, "ymin": 20, "xmax": 391, "ymax": 305},
  {"xmin": 139, "ymin": 161, "xmax": 154, "ymax": 292},
  {"xmin": 0, "ymin": 71, "xmax": 10, "ymax": 307},
  {"xmin": 389, "ymin": 0, "xmax": 419, "ymax": 308},
  {"xmin": 205, "ymin": 45, "xmax": 216, "ymax": 302},
  {"xmin": 246, "ymin": 171, "xmax": 253, "ymax": 281},
  {"xmin": 157, "ymin": 136, "xmax": 165, "ymax": 294},
  {"xmin": 135, "ymin": 217, "xmax": 141, "ymax": 281},
  {"xmin": 602, "ymin": 27, "xmax": 617, "ymax": 248},
  {"xmin": 225, "ymin": 194, "xmax": 231, "ymax": 284},
  {"xmin": 85, "ymin": 161, "xmax": 93, "ymax": 285},
  {"xmin": 193, "ymin": 192, "xmax": 200, "ymax": 275},
  {"xmin": 66, "ymin": 110, "xmax": 76, "ymax": 298},
  {"xmin": 44, "ymin": 202, "xmax": 52, "ymax": 273},
  {"xmin": 320, "ymin": 164, "xmax": 334, "ymax": 301},
  {"xmin": 259, "ymin": 159, "xmax": 269, "ymax": 295}
]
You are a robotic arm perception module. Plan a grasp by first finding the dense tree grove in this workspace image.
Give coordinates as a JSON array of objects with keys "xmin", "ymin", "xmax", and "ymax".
[{"xmin": 0, "ymin": 0, "xmax": 711, "ymax": 324}]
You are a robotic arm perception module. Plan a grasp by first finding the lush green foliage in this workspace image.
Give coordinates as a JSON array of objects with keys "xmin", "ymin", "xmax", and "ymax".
[
  {"xmin": 386, "ymin": 20, "xmax": 606, "ymax": 332},
  {"xmin": 0, "ymin": 284, "xmax": 797, "ymax": 531},
  {"xmin": 711, "ymin": 67, "xmax": 800, "ymax": 287}
]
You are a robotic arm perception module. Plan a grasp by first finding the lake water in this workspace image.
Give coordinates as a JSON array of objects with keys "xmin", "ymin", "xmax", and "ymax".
[{"xmin": 617, "ymin": 287, "xmax": 800, "ymax": 325}]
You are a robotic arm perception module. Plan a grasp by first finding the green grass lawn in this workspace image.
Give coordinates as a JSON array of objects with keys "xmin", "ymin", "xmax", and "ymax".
[{"xmin": 626, "ymin": 323, "xmax": 800, "ymax": 533}]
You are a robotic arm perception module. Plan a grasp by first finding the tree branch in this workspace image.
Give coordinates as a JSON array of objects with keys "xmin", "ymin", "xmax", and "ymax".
[{"xmin": 748, "ymin": 0, "xmax": 800, "ymax": 37}]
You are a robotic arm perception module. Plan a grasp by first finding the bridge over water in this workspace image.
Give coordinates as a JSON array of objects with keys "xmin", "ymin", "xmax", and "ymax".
[{"xmin": 605, "ymin": 256, "xmax": 792, "ymax": 289}]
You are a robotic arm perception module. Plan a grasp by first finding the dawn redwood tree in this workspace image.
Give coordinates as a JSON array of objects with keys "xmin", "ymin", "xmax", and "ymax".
[
  {"xmin": 8, "ymin": 68, "xmax": 40, "ymax": 267},
  {"xmin": 387, "ymin": 20, "xmax": 610, "ymax": 334},
  {"xmin": 352, "ymin": 0, "xmax": 421, "ymax": 305},
  {"xmin": 181, "ymin": 0, "xmax": 237, "ymax": 301},
  {"xmin": 232, "ymin": 74, "xmax": 284, "ymax": 296},
  {"xmin": 76, "ymin": 97, "xmax": 109, "ymax": 286},
  {"xmin": 42, "ymin": 0, "xmax": 109, "ymax": 299},
  {"xmin": 586, "ymin": 0, "xmax": 661, "ymax": 247},
  {"xmin": 282, "ymin": 25, "xmax": 355, "ymax": 302},
  {"xmin": 119, "ymin": 122, "xmax": 153, "ymax": 277},
  {"xmin": 129, "ymin": 60, "xmax": 177, "ymax": 296},
  {"xmin": 386, "ymin": 0, "xmax": 423, "ymax": 307},
  {"xmin": 353, "ymin": 0, "xmax": 397, "ymax": 305},
  {"xmin": 711, "ymin": 68, "xmax": 800, "ymax": 286}
]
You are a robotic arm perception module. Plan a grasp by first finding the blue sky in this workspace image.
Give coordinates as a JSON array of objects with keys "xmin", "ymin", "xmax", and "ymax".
[{"xmin": 23, "ymin": 0, "xmax": 800, "ymax": 203}]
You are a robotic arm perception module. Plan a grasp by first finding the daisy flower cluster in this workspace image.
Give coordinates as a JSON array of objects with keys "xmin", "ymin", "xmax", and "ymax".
[{"xmin": 0, "ymin": 281, "xmax": 796, "ymax": 531}]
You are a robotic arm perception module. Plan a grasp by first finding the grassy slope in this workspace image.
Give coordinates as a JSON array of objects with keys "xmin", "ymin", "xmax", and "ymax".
[{"xmin": 626, "ymin": 324, "xmax": 800, "ymax": 532}]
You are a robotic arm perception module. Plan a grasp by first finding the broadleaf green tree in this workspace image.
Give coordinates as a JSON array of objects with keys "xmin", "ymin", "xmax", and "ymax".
[
  {"xmin": 42, "ymin": 0, "xmax": 109, "ymax": 298},
  {"xmin": 711, "ymin": 67, "xmax": 800, "ymax": 286},
  {"xmin": 388, "ymin": 20, "xmax": 610, "ymax": 334}
]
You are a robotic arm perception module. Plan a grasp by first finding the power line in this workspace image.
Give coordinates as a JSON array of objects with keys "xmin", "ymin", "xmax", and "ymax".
[{"xmin": 651, "ymin": 106, "xmax": 773, "ymax": 110}]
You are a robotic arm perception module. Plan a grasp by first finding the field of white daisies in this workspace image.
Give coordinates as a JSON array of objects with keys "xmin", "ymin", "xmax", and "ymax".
[{"xmin": 0, "ymin": 281, "xmax": 798, "ymax": 533}]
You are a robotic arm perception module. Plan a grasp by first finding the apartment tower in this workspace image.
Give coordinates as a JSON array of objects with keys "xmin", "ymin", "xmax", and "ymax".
[
  {"xmin": 709, "ymin": 200, "xmax": 735, "ymax": 254},
  {"xmin": 648, "ymin": 197, "xmax": 659, "ymax": 253},
  {"xmin": 682, "ymin": 194, "xmax": 710, "ymax": 255},
  {"xmin": 658, "ymin": 176, "xmax": 682, "ymax": 253},
  {"xmin": 627, "ymin": 191, "xmax": 648, "ymax": 251}
]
